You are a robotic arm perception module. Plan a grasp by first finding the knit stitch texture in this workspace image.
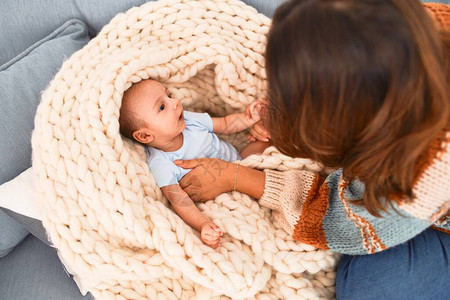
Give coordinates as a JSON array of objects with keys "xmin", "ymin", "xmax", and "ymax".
[{"xmin": 32, "ymin": 0, "xmax": 338, "ymax": 299}]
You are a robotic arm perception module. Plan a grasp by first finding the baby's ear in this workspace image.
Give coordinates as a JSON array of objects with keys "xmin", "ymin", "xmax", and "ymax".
[{"xmin": 133, "ymin": 128, "xmax": 153, "ymax": 144}]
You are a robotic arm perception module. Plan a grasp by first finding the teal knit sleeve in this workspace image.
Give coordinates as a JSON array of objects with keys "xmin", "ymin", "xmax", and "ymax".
[
  {"xmin": 260, "ymin": 168, "xmax": 445, "ymax": 255},
  {"xmin": 321, "ymin": 170, "xmax": 431, "ymax": 255}
]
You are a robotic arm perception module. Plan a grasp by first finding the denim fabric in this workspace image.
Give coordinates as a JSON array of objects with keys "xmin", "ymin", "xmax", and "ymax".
[
  {"xmin": 336, "ymin": 228, "xmax": 450, "ymax": 300},
  {"xmin": 0, "ymin": 235, "xmax": 94, "ymax": 300}
]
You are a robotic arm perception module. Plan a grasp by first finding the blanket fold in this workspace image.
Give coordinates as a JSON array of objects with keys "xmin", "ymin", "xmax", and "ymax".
[{"xmin": 32, "ymin": 0, "xmax": 337, "ymax": 299}]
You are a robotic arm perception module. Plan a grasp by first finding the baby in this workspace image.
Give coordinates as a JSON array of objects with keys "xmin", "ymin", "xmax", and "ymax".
[{"xmin": 119, "ymin": 79, "xmax": 266, "ymax": 248}]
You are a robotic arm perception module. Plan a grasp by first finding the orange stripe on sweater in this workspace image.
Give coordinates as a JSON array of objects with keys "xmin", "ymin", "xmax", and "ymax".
[
  {"xmin": 432, "ymin": 226, "xmax": 450, "ymax": 234},
  {"xmin": 338, "ymin": 179, "xmax": 387, "ymax": 253},
  {"xmin": 292, "ymin": 175, "xmax": 330, "ymax": 250},
  {"xmin": 430, "ymin": 200, "xmax": 450, "ymax": 223}
]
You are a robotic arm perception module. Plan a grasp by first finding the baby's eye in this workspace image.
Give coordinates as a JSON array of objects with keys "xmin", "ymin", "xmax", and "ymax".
[
  {"xmin": 168, "ymin": 93, "xmax": 173, "ymax": 98},
  {"xmin": 159, "ymin": 104, "xmax": 165, "ymax": 112}
]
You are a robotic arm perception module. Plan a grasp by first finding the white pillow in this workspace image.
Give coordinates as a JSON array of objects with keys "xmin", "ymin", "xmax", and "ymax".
[{"xmin": 0, "ymin": 168, "xmax": 42, "ymax": 220}]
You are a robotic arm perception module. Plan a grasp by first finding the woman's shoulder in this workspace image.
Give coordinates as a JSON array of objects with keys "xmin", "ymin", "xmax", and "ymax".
[
  {"xmin": 414, "ymin": 125, "xmax": 449, "ymax": 177},
  {"xmin": 400, "ymin": 126, "xmax": 450, "ymax": 222}
]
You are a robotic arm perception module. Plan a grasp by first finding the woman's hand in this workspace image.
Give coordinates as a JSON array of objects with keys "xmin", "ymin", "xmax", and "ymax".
[
  {"xmin": 174, "ymin": 158, "xmax": 236, "ymax": 202},
  {"xmin": 248, "ymin": 121, "xmax": 271, "ymax": 142}
]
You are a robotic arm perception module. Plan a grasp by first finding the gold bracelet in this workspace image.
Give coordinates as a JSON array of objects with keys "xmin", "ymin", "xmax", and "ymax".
[{"xmin": 232, "ymin": 164, "xmax": 240, "ymax": 191}]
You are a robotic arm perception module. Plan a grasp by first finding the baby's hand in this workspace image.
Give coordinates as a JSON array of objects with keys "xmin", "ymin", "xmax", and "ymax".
[
  {"xmin": 246, "ymin": 96, "xmax": 270, "ymax": 142},
  {"xmin": 245, "ymin": 96, "xmax": 266, "ymax": 124},
  {"xmin": 200, "ymin": 221, "xmax": 223, "ymax": 248}
]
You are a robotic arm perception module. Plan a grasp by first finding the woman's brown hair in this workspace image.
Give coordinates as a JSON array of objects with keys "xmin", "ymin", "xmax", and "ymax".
[{"xmin": 266, "ymin": 0, "xmax": 450, "ymax": 216}]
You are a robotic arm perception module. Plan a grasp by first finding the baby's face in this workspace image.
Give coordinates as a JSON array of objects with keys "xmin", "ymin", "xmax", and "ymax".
[{"xmin": 133, "ymin": 80, "xmax": 185, "ymax": 142}]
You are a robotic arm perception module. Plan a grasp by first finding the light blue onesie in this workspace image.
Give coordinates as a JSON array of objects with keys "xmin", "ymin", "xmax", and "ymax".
[{"xmin": 146, "ymin": 111, "xmax": 241, "ymax": 188}]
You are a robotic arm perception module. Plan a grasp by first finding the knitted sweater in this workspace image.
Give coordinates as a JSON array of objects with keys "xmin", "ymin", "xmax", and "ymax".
[{"xmin": 259, "ymin": 3, "xmax": 450, "ymax": 255}]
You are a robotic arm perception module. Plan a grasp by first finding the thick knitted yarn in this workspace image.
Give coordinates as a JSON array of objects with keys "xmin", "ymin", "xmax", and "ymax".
[{"xmin": 32, "ymin": 0, "xmax": 338, "ymax": 299}]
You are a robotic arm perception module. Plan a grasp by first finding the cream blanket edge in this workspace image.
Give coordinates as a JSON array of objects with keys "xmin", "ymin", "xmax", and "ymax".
[{"xmin": 32, "ymin": 0, "xmax": 337, "ymax": 299}]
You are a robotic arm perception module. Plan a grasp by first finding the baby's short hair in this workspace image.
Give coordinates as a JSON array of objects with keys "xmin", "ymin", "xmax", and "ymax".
[{"xmin": 119, "ymin": 81, "xmax": 146, "ymax": 141}]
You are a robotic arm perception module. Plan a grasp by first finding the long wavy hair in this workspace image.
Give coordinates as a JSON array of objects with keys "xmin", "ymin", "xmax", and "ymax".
[{"xmin": 265, "ymin": 0, "xmax": 450, "ymax": 216}]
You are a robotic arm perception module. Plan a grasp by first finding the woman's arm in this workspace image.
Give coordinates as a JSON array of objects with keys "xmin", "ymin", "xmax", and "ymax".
[
  {"xmin": 175, "ymin": 159, "xmax": 265, "ymax": 200},
  {"xmin": 176, "ymin": 158, "xmax": 448, "ymax": 255},
  {"xmin": 235, "ymin": 165, "xmax": 266, "ymax": 199},
  {"xmin": 260, "ymin": 168, "xmax": 447, "ymax": 255}
]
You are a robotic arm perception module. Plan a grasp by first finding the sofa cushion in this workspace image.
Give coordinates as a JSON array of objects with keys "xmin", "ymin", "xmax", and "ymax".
[
  {"xmin": 0, "ymin": 0, "xmax": 151, "ymax": 65},
  {"xmin": 0, "ymin": 167, "xmax": 49, "ymax": 245},
  {"xmin": 0, "ymin": 234, "xmax": 94, "ymax": 299},
  {"xmin": 0, "ymin": 19, "xmax": 90, "ymax": 252},
  {"xmin": 0, "ymin": 210, "xmax": 29, "ymax": 258},
  {"xmin": 0, "ymin": 168, "xmax": 40, "ymax": 221},
  {"xmin": 0, "ymin": 19, "xmax": 89, "ymax": 185},
  {"xmin": 0, "ymin": 0, "xmax": 296, "ymax": 65}
]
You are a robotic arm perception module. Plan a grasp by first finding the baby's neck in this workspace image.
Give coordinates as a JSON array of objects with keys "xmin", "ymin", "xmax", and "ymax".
[{"xmin": 152, "ymin": 133, "xmax": 184, "ymax": 152}]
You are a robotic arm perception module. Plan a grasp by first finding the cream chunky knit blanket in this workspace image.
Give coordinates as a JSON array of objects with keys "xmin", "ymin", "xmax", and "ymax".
[{"xmin": 32, "ymin": 0, "xmax": 338, "ymax": 299}]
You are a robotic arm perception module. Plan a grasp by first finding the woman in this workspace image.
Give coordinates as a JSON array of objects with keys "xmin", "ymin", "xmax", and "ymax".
[{"xmin": 174, "ymin": 0, "xmax": 450, "ymax": 298}]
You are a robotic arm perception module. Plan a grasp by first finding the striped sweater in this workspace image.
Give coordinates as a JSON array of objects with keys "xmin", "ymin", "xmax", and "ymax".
[{"xmin": 259, "ymin": 3, "xmax": 450, "ymax": 255}]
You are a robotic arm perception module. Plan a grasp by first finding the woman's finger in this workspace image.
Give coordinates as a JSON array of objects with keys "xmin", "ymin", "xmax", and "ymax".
[
  {"xmin": 174, "ymin": 158, "xmax": 204, "ymax": 169},
  {"xmin": 250, "ymin": 126, "xmax": 264, "ymax": 138},
  {"xmin": 254, "ymin": 123, "xmax": 270, "ymax": 137},
  {"xmin": 251, "ymin": 121, "xmax": 268, "ymax": 134},
  {"xmin": 256, "ymin": 125, "xmax": 271, "ymax": 138},
  {"xmin": 178, "ymin": 172, "xmax": 193, "ymax": 189},
  {"xmin": 250, "ymin": 127, "xmax": 269, "ymax": 142}
]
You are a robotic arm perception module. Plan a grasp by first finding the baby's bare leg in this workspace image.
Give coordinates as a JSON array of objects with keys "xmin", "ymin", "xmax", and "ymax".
[{"xmin": 240, "ymin": 140, "xmax": 271, "ymax": 159}]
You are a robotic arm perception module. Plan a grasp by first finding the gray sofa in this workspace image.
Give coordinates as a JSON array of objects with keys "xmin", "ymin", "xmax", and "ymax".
[{"xmin": 0, "ymin": 0, "xmax": 447, "ymax": 299}]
